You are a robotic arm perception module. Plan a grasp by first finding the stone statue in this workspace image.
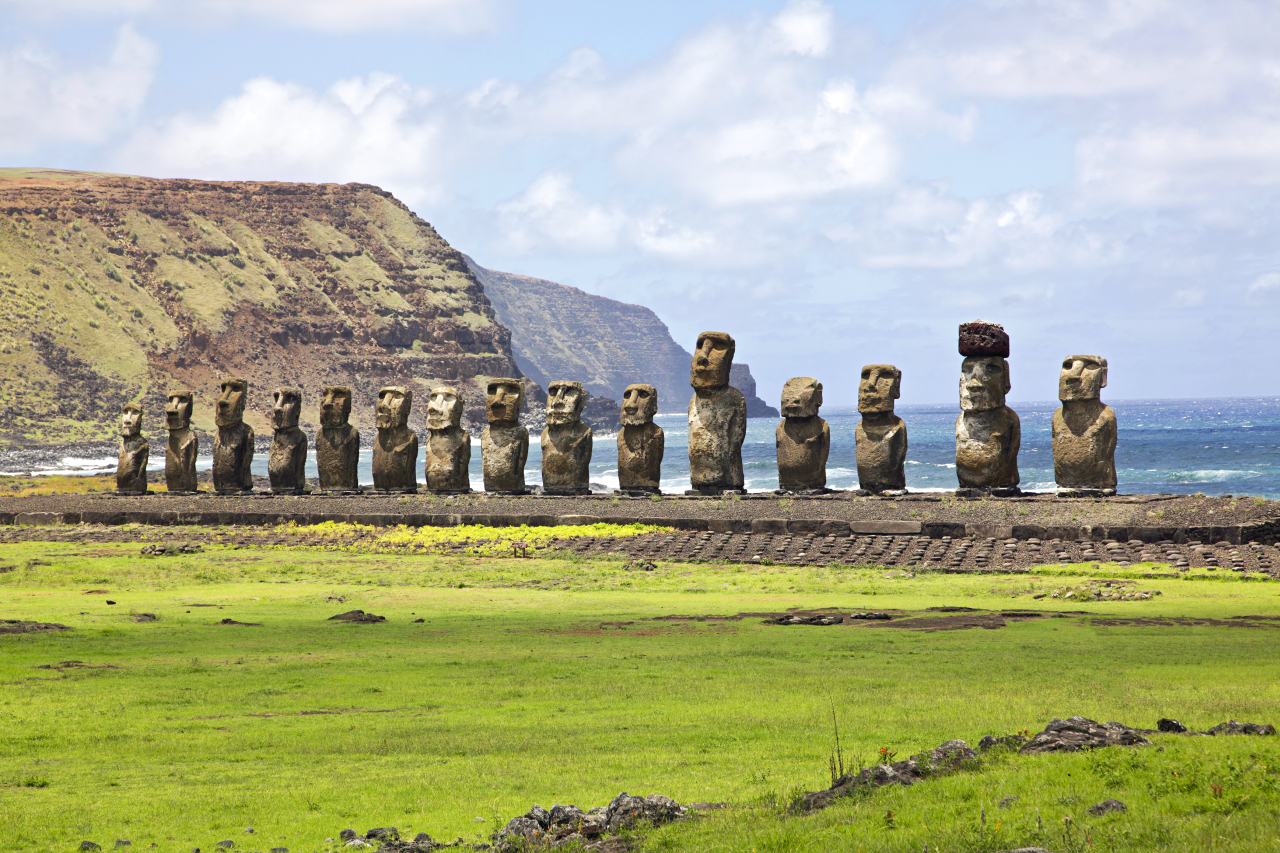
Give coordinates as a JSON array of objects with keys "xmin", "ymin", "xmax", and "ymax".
[
  {"xmin": 268, "ymin": 387, "xmax": 308, "ymax": 494},
  {"xmin": 372, "ymin": 385, "xmax": 418, "ymax": 493},
  {"xmin": 481, "ymin": 378, "xmax": 529, "ymax": 493},
  {"xmin": 776, "ymin": 377, "xmax": 829, "ymax": 493},
  {"xmin": 164, "ymin": 390, "xmax": 198, "ymax": 494},
  {"xmin": 424, "ymin": 386, "xmax": 471, "ymax": 493},
  {"xmin": 213, "ymin": 378, "xmax": 254, "ymax": 494},
  {"xmin": 687, "ymin": 331, "xmax": 746, "ymax": 494},
  {"xmin": 316, "ymin": 386, "xmax": 360, "ymax": 493},
  {"xmin": 955, "ymin": 322, "xmax": 1019, "ymax": 494},
  {"xmin": 856, "ymin": 364, "xmax": 907, "ymax": 494},
  {"xmin": 116, "ymin": 403, "xmax": 149, "ymax": 494},
  {"xmin": 1052, "ymin": 355, "xmax": 1117, "ymax": 496},
  {"xmin": 541, "ymin": 380, "xmax": 593, "ymax": 495},
  {"xmin": 617, "ymin": 383, "xmax": 663, "ymax": 494}
]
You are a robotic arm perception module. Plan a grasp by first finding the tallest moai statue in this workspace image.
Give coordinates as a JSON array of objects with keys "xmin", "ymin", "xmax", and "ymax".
[
  {"xmin": 687, "ymin": 331, "xmax": 746, "ymax": 495},
  {"xmin": 955, "ymin": 321, "xmax": 1020, "ymax": 496}
]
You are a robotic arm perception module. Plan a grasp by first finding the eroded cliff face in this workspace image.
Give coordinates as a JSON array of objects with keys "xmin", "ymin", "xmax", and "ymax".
[{"xmin": 0, "ymin": 169, "xmax": 526, "ymax": 443}]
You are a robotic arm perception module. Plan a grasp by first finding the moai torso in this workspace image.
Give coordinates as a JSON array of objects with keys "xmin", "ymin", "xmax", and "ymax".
[
  {"xmin": 955, "ymin": 327, "xmax": 1020, "ymax": 491},
  {"xmin": 372, "ymin": 386, "xmax": 418, "ymax": 493},
  {"xmin": 541, "ymin": 380, "xmax": 592, "ymax": 493},
  {"xmin": 775, "ymin": 377, "xmax": 829, "ymax": 491},
  {"xmin": 116, "ymin": 405, "xmax": 149, "ymax": 494},
  {"xmin": 316, "ymin": 386, "xmax": 360, "ymax": 492},
  {"xmin": 687, "ymin": 331, "xmax": 746, "ymax": 492},
  {"xmin": 268, "ymin": 388, "xmax": 308, "ymax": 494},
  {"xmin": 1052, "ymin": 355, "xmax": 1117, "ymax": 492},
  {"xmin": 213, "ymin": 379, "xmax": 254, "ymax": 494},
  {"xmin": 856, "ymin": 365, "xmax": 907, "ymax": 493},
  {"xmin": 617, "ymin": 384, "xmax": 663, "ymax": 492},
  {"xmin": 481, "ymin": 379, "xmax": 529, "ymax": 493},
  {"xmin": 424, "ymin": 386, "xmax": 471, "ymax": 492},
  {"xmin": 165, "ymin": 392, "xmax": 198, "ymax": 493}
]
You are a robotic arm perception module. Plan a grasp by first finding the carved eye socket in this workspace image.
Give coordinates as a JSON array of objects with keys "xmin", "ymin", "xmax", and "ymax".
[
  {"xmin": 1063, "ymin": 359, "xmax": 1074, "ymax": 370},
  {"xmin": 861, "ymin": 369, "xmax": 870, "ymax": 380},
  {"xmin": 637, "ymin": 390, "xmax": 650, "ymax": 399}
]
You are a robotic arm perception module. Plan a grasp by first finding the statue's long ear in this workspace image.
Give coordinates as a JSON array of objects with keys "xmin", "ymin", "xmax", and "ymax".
[{"xmin": 1100, "ymin": 365, "xmax": 1108, "ymax": 390}]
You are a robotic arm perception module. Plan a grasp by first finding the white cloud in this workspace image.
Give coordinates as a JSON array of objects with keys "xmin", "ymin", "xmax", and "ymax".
[
  {"xmin": 0, "ymin": 26, "xmax": 157, "ymax": 157},
  {"xmin": 496, "ymin": 172, "xmax": 625, "ymax": 254},
  {"xmin": 1247, "ymin": 272, "xmax": 1280, "ymax": 304},
  {"xmin": 766, "ymin": 0, "xmax": 834, "ymax": 57}
]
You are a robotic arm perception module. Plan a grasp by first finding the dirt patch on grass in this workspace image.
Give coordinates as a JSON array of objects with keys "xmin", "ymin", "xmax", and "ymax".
[
  {"xmin": 1089, "ymin": 616, "xmax": 1280, "ymax": 629},
  {"xmin": 0, "ymin": 619, "xmax": 71, "ymax": 634},
  {"xmin": 882, "ymin": 613, "xmax": 1010, "ymax": 631}
]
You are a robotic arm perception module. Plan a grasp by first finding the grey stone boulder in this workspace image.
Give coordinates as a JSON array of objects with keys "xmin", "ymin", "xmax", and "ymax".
[
  {"xmin": 79, "ymin": 843, "xmax": 101, "ymax": 852},
  {"xmin": 525, "ymin": 804, "xmax": 550, "ymax": 829},
  {"xmin": 1020, "ymin": 716, "xmax": 1151, "ymax": 754},
  {"xmin": 979, "ymin": 734, "xmax": 1029, "ymax": 752},
  {"xmin": 497, "ymin": 815, "xmax": 543, "ymax": 844},
  {"xmin": 1156, "ymin": 718, "xmax": 1187, "ymax": 733},
  {"xmin": 606, "ymin": 792, "xmax": 685, "ymax": 832},
  {"xmin": 364, "ymin": 827, "xmax": 398, "ymax": 841},
  {"xmin": 548, "ymin": 804, "xmax": 585, "ymax": 827},
  {"xmin": 338, "ymin": 830, "xmax": 358, "ymax": 841},
  {"xmin": 1087, "ymin": 798, "xmax": 1127, "ymax": 816},
  {"xmin": 916, "ymin": 739, "xmax": 977, "ymax": 768},
  {"xmin": 1206, "ymin": 720, "xmax": 1276, "ymax": 736}
]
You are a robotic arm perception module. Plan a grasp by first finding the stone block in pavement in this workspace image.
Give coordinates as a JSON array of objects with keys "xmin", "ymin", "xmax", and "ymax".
[
  {"xmin": 752, "ymin": 518, "xmax": 788, "ymax": 534},
  {"xmin": 849, "ymin": 520, "xmax": 922, "ymax": 535}
]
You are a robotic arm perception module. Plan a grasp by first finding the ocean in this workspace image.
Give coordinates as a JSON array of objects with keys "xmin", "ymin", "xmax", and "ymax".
[{"xmin": 6, "ymin": 397, "xmax": 1280, "ymax": 499}]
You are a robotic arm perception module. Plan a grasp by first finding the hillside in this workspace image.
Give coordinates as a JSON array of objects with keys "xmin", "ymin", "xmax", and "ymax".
[
  {"xmin": 467, "ymin": 259, "xmax": 779, "ymax": 417},
  {"xmin": 0, "ymin": 169, "xmax": 529, "ymax": 443}
]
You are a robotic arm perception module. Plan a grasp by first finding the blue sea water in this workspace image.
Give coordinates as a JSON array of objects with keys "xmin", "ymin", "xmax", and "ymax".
[{"xmin": 11, "ymin": 397, "xmax": 1280, "ymax": 499}]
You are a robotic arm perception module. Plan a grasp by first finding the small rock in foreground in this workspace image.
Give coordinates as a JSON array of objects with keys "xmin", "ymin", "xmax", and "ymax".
[
  {"xmin": 1206, "ymin": 720, "xmax": 1276, "ymax": 736},
  {"xmin": 1088, "ymin": 798, "xmax": 1127, "ymax": 816},
  {"xmin": 1019, "ymin": 716, "xmax": 1151, "ymax": 754},
  {"xmin": 328, "ymin": 610, "xmax": 386, "ymax": 624}
]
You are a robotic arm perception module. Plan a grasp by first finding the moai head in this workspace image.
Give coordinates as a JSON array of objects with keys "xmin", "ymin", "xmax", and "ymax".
[
  {"xmin": 215, "ymin": 378, "xmax": 248, "ymax": 428},
  {"xmin": 165, "ymin": 390, "xmax": 193, "ymax": 431},
  {"xmin": 621, "ymin": 384, "xmax": 658, "ymax": 426},
  {"xmin": 272, "ymin": 387, "xmax": 302, "ymax": 431},
  {"xmin": 859, "ymin": 364, "xmax": 902, "ymax": 414},
  {"xmin": 485, "ymin": 378, "xmax": 524, "ymax": 426},
  {"xmin": 780, "ymin": 377, "xmax": 823, "ymax": 419},
  {"xmin": 1059, "ymin": 355, "xmax": 1108, "ymax": 402},
  {"xmin": 376, "ymin": 386, "xmax": 412, "ymax": 430},
  {"xmin": 960, "ymin": 356, "xmax": 1010, "ymax": 412},
  {"xmin": 120, "ymin": 403, "xmax": 143, "ymax": 437},
  {"xmin": 690, "ymin": 331, "xmax": 735, "ymax": 390},
  {"xmin": 547, "ymin": 380, "xmax": 586, "ymax": 426},
  {"xmin": 320, "ymin": 386, "xmax": 352, "ymax": 427},
  {"xmin": 426, "ymin": 386, "xmax": 464, "ymax": 430}
]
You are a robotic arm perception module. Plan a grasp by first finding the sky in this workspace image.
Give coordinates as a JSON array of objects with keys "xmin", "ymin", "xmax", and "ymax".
[{"xmin": 3, "ymin": 0, "xmax": 1280, "ymax": 407}]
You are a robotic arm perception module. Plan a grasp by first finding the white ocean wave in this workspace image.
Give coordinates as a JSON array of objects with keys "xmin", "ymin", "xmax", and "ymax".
[{"xmin": 1166, "ymin": 469, "xmax": 1261, "ymax": 483}]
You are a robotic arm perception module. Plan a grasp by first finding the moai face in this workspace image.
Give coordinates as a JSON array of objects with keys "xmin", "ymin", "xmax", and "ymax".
[
  {"xmin": 320, "ymin": 386, "xmax": 352, "ymax": 427},
  {"xmin": 546, "ymin": 380, "xmax": 585, "ymax": 426},
  {"xmin": 376, "ymin": 386, "xmax": 412, "ymax": 430},
  {"xmin": 426, "ymin": 387, "xmax": 464, "ymax": 430},
  {"xmin": 621, "ymin": 384, "xmax": 658, "ymax": 426},
  {"xmin": 781, "ymin": 377, "xmax": 822, "ymax": 418},
  {"xmin": 120, "ymin": 404, "xmax": 143, "ymax": 437},
  {"xmin": 486, "ymin": 379, "xmax": 524, "ymax": 426},
  {"xmin": 272, "ymin": 388, "xmax": 302, "ymax": 431},
  {"xmin": 165, "ymin": 391, "xmax": 193, "ymax": 431},
  {"xmin": 859, "ymin": 364, "xmax": 901, "ymax": 414},
  {"xmin": 1059, "ymin": 355, "xmax": 1108, "ymax": 402},
  {"xmin": 690, "ymin": 331, "xmax": 735, "ymax": 390},
  {"xmin": 215, "ymin": 378, "xmax": 248, "ymax": 427},
  {"xmin": 959, "ymin": 356, "xmax": 1010, "ymax": 412}
]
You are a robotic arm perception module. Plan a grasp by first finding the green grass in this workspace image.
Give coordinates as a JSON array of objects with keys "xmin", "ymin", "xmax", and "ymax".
[{"xmin": 1, "ymin": 537, "xmax": 1278, "ymax": 852}]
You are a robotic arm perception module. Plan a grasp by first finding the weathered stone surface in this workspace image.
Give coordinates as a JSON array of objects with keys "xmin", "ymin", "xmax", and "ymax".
[
  {"xmin": 606, "ymin": 792, "xmax": 686, "ymax": 832},
  {"xmin": 1053, "ymin": 355, "xmax": 1117, "ymax": 494},
  {"xmin": 1206, "ymin": 720, "xmax": 1276, "ymax": 736},
  {"xmin": 268, "ymin": 388, "xmax": 308, "ymax": 494},
  {"xmin": 116, "ymin": 404, "xmax": 148, "ymax": 494},
  {"xmin": 956, "ymin": 356, "xmax": 1020, "ymax": 490},
  {"xmin": 857, "ymin": 364, "xmax": 907, "ymax": 493},
  {"xmin": 618, "ymin": 383, "xmax": 664, "ymax": 493},
  {"xmin": 482, "ymin": 378, "xmax": 529, "ymax": 492},
  {"xmin": 317, "ymin": 386, "xmax": 360, "ymax": 492},
  {"xmin": 213, "ymin": 378, "xmax": 254, "ymax": 494},
  {"xmin": 776, "ymin": 377, "xmax": 830, "ymax": 491},
  {"xmin": 1087, "ymin": 798, "xmax": 1127, "ymax": 816},
  {"xmin": 424, "ymin": 386, "xmax": 471, "ymax": 492},
  {"xmin": 958, "ymin": 320, "xmax": 1010, "ymax": 358},
  {"xmin": 372, "ymin": 386, "xmax": 418, "ymax": 493},
  {"xmin": 541, "ymin": 380, "xmax": 592, "ymax": 494},
  {"xmin": 688, "ymin": 332, "xmax": 746, "ymax": 493},
  {"xmin": 1156, "ymin": 718, "xmax": 1187, "ymax": 733},
  {"xmin": 164, "ymin": 390, "xmax": 198, "ymax": 493},
  {"xmin": 1019, "ymin": 716, "xmax": 1152, "ymax": 754}
]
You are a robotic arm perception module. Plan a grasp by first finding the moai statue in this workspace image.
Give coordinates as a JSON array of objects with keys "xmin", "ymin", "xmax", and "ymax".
[
  {"xmin": 372, "ymin": 386, "xmax": 418, "ymax": 493},
  {"xmin": 955, "ymin": 322, "xmax": 1020, "ymax": 495},
  {"xmin": 316, "ymin": 386, "xmax": 360, "ymax": 493},
  {"xmin": 213, "ymin": 378, "xmax": 254, "ymax": 494},
  {"xmin": 116, "ymin": 403, "xmax": 149, "ymax": 495},
  {"xmin": 617, "ymin": 384, "xmax": 664, "ymax": 494},
  {"xmin": 1053, "ymin": 355, "xmax": 1117, "ymax": 496},
  {"xmin": 424, "ymin": 386, "xmax": 471, "ymax": 493},
  {"xmin": 268, "ymin": 387, "xmax": 308, "ymax": 495},
  {"xmin": 856, "ymin": 364, "xmax": 907, "ymax": 495},
  {"xmin": 775, "ymin": 377, "xmax": 830, "ymax": 493},
  {"xmin": 541, "ymin": 380, "xmax": 593, "ymax": 495},
  {"xmin": 481, "ymin": 378, "xmax": 529, "ymax": 493},
  {"xmin": 164, "ymin": 390, "xmax": 198, "ymax": 493},
  {"xmin": 687, "ymin": 331, "xmax": 747, "ymax": 494}
]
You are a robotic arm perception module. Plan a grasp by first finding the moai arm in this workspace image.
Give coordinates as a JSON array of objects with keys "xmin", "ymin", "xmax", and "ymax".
[
  {"xmin": 818, "ymin": 419, "xmax": 831, "ymax": 472},
  {"xmin": 241, "ymin": 425, "xmax": 256, "ymax": 490}
]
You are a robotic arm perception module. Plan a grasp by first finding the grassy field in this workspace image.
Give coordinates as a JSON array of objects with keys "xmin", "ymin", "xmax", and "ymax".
[{"xmin": 1, "ymin": 532, "xmax": 1279, "ymax": 852}]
